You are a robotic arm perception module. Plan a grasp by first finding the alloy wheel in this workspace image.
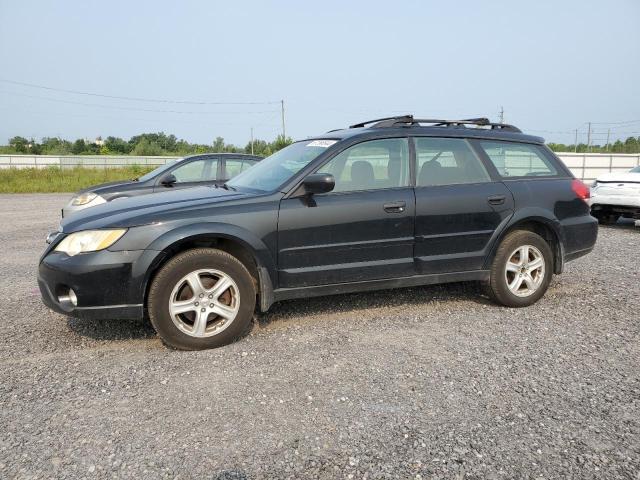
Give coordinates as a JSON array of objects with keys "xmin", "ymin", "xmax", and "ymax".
[
  {"xmin": 168, "ymin": 269, "xmax": 240, "ymax": 337},
  {"xmin": 504, "ymin": 245, "xmax": 546, "ymax": 297}
]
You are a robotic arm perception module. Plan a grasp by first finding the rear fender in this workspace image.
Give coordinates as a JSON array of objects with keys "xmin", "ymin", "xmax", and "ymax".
[{"xmin": 483, "ymin": 208, "xmax": 565, "ymax": 274}]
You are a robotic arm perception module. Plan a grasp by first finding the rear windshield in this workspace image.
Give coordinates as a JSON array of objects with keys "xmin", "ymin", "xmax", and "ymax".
[{"xmin": 479, "ymin": 141, "xmax": 559, "ymax": 178}]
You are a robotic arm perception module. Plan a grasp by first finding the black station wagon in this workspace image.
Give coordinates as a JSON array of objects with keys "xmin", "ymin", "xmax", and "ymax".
[{"xmin": 39, "ymin": 116, "xmax": 598, "ymax": 350}]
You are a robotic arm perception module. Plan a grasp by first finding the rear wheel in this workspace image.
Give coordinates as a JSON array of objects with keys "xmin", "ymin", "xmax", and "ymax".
[
  {"xmin": 487, "ymin": 230, "xmax": 553, "ymax": 307},
  {"xmin": 594, "ymin": 213, "xmax": 619, "ymax": 225},
  {"xmin": 148, "ymin": 248, "xmax": 256, "ymax": 350}
]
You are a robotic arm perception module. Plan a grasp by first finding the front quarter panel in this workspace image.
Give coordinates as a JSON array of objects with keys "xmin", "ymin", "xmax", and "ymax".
[{"xmin": 108, "ymin": 193, "xmax": 282, "ymax": 296}]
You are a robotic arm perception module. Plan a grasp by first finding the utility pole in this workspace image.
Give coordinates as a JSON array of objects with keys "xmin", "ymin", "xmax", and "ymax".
[
  {"xmin": 250, "ymin": 127, "xmax": 254, "ymax": 155},
  {"xmin": 605, "ymin": 128, "xmax": 610, "ymax": 151},
  {"xmin": 280, "ymin": 99, "xmax": 286, "ymax": 139},
  {"xmin": 574, "ymin": 129, "xmax": 578, "ymax": 153},
  {"xmin": 587, "ymin": 122, "xmax": 592, "ymax": 152},
  {"xmin": 499, "ymin": 106, "xmax": 504, "ymax": 124}
]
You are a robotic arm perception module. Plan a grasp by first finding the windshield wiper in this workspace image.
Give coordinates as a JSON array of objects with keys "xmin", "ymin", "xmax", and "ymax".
[{"xmin": 221, "ymin": 182, "xmax": 236, "ymax": 191}]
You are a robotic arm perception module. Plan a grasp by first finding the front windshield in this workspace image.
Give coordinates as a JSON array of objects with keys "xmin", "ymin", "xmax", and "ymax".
[
  {"xmin": 137, "ymin": 159, "xmax": 181, "ymax": 182},
  {"xmin": 630, "ymin": 166, "xmax": 640, "ymax": 173},
  {"xmin": 227, "ymin": 140, "xmax": 336, "ymax": 192}
]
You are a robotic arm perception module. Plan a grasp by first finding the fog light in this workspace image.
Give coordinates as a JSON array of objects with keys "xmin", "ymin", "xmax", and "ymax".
[{"xmin": 58, "ymin": 288, "xmax": 78, "ymax": 308}]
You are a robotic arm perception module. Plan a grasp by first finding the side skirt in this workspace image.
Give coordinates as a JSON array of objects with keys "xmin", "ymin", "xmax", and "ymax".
[{"xmin": 271, "ymin": 270, "xmax": 490, "ymax": 304}]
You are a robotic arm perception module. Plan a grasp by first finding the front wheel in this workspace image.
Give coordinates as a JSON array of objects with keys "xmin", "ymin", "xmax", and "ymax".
[
  {"xmin": 148, "ymin": 248, "xmax": 256, "ymax": 350},
  {"xmin": 487, "ymin": 230, "xmax": 553, "ymax": 308}
]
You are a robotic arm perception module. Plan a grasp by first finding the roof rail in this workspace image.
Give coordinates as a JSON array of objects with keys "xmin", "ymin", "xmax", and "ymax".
[
  {"xmin": 349, "ymin": 115, "xmax": 414, "ymax": 129},
  {"xmin": 349, "ymin": 115, "xmax": 522, "ymax": 133}
]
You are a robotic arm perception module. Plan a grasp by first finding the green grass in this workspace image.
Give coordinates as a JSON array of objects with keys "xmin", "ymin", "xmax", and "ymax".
[{"xmin": 0, "ymin": 166, "xmax": 156, "ymax": 193}]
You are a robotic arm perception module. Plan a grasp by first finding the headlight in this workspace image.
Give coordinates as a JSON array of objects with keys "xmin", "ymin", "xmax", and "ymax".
[
  {"xmin": 71, "ymin": 192, "xmax": 104, "ymax": 206},
  {"xmin": 54, "ymin": 229, "xmax": 127, "ymax": 256}
]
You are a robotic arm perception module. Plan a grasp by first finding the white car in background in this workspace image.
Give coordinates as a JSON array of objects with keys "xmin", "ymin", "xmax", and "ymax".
[{"xmin": 590, "ymin": 166, "xmax": 640, "ymax": 224}]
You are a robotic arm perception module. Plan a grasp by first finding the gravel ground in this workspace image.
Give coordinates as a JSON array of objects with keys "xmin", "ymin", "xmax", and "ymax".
[{"xmin": 0, "ymin": 193, "xmax": 639, "ymax": 479}]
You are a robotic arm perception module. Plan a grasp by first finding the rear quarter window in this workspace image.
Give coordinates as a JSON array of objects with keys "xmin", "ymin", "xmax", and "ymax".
[{"xmin": 479, "ymin": 141, "xmax": 560, "ymax": 178}]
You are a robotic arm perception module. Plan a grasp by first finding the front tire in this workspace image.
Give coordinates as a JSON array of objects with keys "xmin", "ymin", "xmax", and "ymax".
[
  {"xmin": 148, "ymin": 248, "xmax": 256, "ymax": 350},
  {"xmin": 487, "ymin": 230, "xmax": 553, "ymax": 308}
]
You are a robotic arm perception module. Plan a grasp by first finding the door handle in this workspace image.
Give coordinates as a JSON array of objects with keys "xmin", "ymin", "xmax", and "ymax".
[
  {"xmin": 487, "ymin": 195, "xmax": 506, "ymax": 206},
  {"xmin": 383, "ymin": 201, "xmax": 406, "ymax": 213}
]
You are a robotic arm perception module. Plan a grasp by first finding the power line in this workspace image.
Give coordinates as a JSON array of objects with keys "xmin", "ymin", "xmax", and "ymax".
[
  {"xmin": 0, "ymin": 77, "xmax": 281, "ymax": 105},
  {"xmin": 0, "ymin": 105, "xmax": 282, "ymax": 128},
  {"xmin": 591, "ymin": 119, "xmax": 640, "ymax": 126},
  {"xmin": 0, "ymin": 90, "xmax": 280, "ymax": 115}
]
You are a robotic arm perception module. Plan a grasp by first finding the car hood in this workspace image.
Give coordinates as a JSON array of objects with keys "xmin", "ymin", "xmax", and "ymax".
[
  {"xmin": 61, "ymin": 186, "xmax": 251, "ymax": 232},
  {"xmin": 596, "ymin": 171, "xmax": 640, "ymax": 183},
  {"xmin": 77, "ymin": 179, "xmax": 138, "ymax": 195}
]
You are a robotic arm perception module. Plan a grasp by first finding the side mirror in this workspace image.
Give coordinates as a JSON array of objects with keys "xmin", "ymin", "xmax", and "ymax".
[
  {"xmin": 160, "ymin": 173, "xmax": 177, "ymax": 187},
  {"xmin": 302, "ymin": 173, "xmax": 335, "ymax": 195}
]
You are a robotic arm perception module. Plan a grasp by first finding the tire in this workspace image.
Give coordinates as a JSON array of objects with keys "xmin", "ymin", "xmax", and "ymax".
[
  {"xmin": 148, "ymin": 248, "xmax": 256, "ymax": 350},
  {"xmin": 486, "ymin": 230, "xmax": 553, "ymax": 308},
  {"xmin": 595, "ymin": 213, "xmax": 619, "ymax": 225}
]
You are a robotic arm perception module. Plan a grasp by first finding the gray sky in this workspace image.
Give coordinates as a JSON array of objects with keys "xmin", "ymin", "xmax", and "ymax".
[{"xmin": 1, "ymin": 0, "xmax": 639, "ymax": 146}]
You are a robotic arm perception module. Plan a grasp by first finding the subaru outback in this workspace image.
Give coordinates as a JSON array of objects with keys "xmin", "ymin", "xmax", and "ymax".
[{"xmin": 38, "ymin": 116, "xmax": 598, "ymax": 350}]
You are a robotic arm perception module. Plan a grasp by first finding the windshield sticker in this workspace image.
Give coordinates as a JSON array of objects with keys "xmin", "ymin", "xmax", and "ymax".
[{"xmin": 307, "ymin": 140, "xmax": 337, "ymax": 148}]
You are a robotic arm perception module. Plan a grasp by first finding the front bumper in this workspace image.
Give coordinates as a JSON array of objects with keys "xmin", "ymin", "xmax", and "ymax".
[
  {"xmin": 589, "ymin": 193, "xmax": 640, "ymax": 218},
  {"xmin": 38, "ymin": 248, "xmax": 160, "ymax": 320},
  {"xmin": 589, "ymin": 191, "xmax": 640, "ymax": 209}
]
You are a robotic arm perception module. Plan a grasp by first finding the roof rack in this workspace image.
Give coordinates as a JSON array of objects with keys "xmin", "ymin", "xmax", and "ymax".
[{"xmin": 348, "ymin": 115, "xmax": 522, "ymax": 133}]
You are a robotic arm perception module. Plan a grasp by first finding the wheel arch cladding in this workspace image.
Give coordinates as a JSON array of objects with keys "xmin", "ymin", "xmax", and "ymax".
[
  {"xmin": 140, "ymin": 223, "xmax": 277, "ymax": 311},
  {"xmin": 485, "ymin": 212, "xmax": 564, "ymax": 275}
]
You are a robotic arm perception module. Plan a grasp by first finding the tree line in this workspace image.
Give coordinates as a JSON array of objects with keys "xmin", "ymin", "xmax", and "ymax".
[
  {"xmin": 0, "ymin": 133, "xmax": 293, "ymax": 157},
  {"xmin": 2, "ymin": 132, "xmax": 640, "ymax": 156},
  {"xmin": 547, "ymin": 136, "xmax": 640, "ymax": 154}
]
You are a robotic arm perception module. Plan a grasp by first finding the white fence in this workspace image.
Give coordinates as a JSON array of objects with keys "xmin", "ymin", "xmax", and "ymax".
[
  {"xmin": 556, "ymin": 153, "xmax": 640, "ymax": 182},
  {"xmin": 1, "ymin": 153, "xmax": 639, "ymax": 182},
  {"xmin": 0, "ymin": 155, "xmax": 178, "ymax": 169}
]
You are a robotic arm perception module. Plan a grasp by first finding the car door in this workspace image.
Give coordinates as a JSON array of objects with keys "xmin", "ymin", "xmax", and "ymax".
[
  {"xmin": 154, "ymin": 156, "xmax": 221, "ymax": 191},
  {"xmin": 277, "ymin": 137, "xmax": 416, "ymax": 288},
  {"xmin": 412, "ymin": 136, "xmax": 514, "ymax": 274}
]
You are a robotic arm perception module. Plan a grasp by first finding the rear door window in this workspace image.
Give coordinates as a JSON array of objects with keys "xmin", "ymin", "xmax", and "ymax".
[
  {"xmin": 415, "ymin": 137, "xmax": 490, "ymax": 186},
  {"xmin": 171, "ymin": 158, "xmax": 218, "ymax": 183},
  {"xmin": 225, "ymin": 158, "xmax": 256, "ymax": 179},
  {"xmin": 479, "ymin": 141, "xmax": 558, "ymax": 178}
]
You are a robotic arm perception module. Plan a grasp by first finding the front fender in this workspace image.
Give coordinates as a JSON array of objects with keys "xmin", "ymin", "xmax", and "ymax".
[
  {"xmin": 116, "ymin": 222, "xmax": 278, "ymax": 306},
  {"xmin": 146, "ymin": 221, "xmax": 277, "ymax": 274}
]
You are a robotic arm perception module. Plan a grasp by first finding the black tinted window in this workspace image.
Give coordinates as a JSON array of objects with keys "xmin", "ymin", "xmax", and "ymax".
[
  {"xmin": 319, "ymin": 138, "xmax": 410, "ymax": 193},
  {"xmin": 416, "ymin": 138, "xmax": 490, "ymax": 186},
  {"xmin": 480, "ymin": 141, "xmax": 558, "ymax": 177}
]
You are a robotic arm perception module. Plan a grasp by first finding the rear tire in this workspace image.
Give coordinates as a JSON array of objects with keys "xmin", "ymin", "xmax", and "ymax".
[
  {"xmin": 595, "ymin": 213, "xmax": 619, "ymax": 225},
  {"xmin": 487, "ymin": 230, "xmax": 553, "ymax": 308},
  {"xmin": 148, "ymin": 248, "xmax": 256, "ymax": 350}
]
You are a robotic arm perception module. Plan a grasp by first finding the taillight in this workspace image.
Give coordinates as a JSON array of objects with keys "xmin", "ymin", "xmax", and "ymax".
[{"xmin": 572, "ymin": 179, "xmax": 590, "ymax": 201}]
